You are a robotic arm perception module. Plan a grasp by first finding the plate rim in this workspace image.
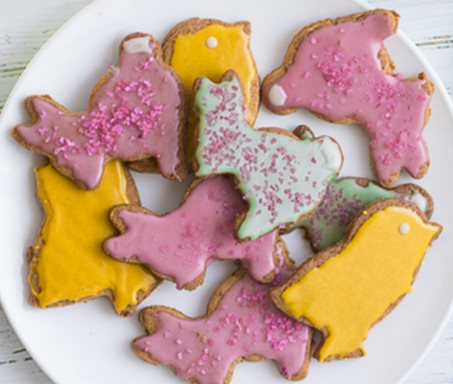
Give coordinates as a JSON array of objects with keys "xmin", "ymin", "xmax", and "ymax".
[{"xmin": 0, "ymin": 0, "xmax": 452, "ymax": 383}]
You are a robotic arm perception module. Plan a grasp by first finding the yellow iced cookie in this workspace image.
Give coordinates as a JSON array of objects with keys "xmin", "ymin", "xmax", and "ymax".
[
  {"xmin": 28, "ymin": 161, "xmax": 158, "ymax": 316},
  {"xmin": 271, "ymin": 200, "xmax": 441, "ymax": 361},
  {"xmin": 163, "ymin": 18, "xmax": 259, "ymax": 161}
]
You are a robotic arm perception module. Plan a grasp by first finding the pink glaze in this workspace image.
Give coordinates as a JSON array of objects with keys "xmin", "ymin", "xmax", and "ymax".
[
  {"xmin": 134, "ymin": 269, "xmax": 310, "ymax": 382},
  {"xmin": 15, "ymin": 36, "xmax": 182, "ymax": 189},
  {"xmin": 105, "ymin": 176, "xmax": 278, "ymax": 288},
  {"xmin": 263, "ymin": 13, "xmax": 432, "ymax": 185}
]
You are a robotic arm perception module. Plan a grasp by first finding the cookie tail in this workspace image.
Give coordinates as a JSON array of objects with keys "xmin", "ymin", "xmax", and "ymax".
[
  {"xmin": 14, "ymin": 96, "xmax": 66, "ymax": 146},
  {"xmin": 134, "ymin": 309, "xmax": 220, "ymax": 383},
  {"xmin": 14, "ymin": 96, "xmax": 106, "ymax": 189},
  {"xmin": 317, "ymin": 332, "xmax": 365, "ymax": 362},
  {"xmin": 371, "ymin": 136, "xmax": 429, "ymax": 187},
  {"xmin": 134, "ymin": 309, "xmax": 187, "ymax": 359}
]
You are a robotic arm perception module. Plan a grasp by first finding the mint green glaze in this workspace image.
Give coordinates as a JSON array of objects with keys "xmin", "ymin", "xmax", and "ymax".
[
  {"xmin": 194, "ymin": 74, "xmax": 342, "ymax": 240},
  {"xmin": 297, "ymin": 178, "xmax": 429, "ymax": 251}
]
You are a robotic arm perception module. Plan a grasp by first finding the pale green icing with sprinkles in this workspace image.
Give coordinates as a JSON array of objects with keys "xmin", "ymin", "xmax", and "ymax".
[
  {"xmin": 194, "ymin": 73, "xmax": 343, "ymax": 240},
  {"xmin": 296, "ymin": 178, "xmax": 431, "ymax": 251}
]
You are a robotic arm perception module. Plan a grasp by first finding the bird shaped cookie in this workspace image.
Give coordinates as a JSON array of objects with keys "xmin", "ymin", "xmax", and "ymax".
[
  {"xmin": 271, "ymin": 199, "xmax": 441, "ymax": 361},
  {"xmin": 151, "ymin": 18, "xmax": 259, "ymax": 169},
  {"xmin": 294, "ymin": 177, "xmax": 433, "ymax": 251}
]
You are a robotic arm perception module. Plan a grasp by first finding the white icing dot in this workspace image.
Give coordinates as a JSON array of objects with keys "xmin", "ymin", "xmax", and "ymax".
[
  {"xmin": 409, "ymin": 191, "xmax": 428, "ymax": 212},
  {"xmin": 123, "ymin": 36, "xmax": 152, "ymax": 54},
  {"xmin": 399, "ymin": 223, "xmax": 410, "ymax": 235},
  {"xmin": 206, "ymin": 36, "xmax": 218, "ymax": 48},
  {"xmin": 319, "ymin": 138, "xmax": 342, "ymax": 172},
  {"xmin": 268, "ymin": 84, "xmax": 287, "ymax": 107}
]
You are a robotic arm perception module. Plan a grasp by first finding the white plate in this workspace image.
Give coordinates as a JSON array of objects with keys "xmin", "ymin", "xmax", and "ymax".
[{"xmin": 1, "ymin": 0, "xmax": 453, "ymax": 383}]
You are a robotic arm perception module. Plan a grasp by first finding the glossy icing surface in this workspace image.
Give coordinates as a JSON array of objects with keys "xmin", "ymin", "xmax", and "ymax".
[
  {"xmin": 194, "ymin": 73, "xmax": 342, "ymax": 240},
  {"xmin": 105, "ymin": 176, "xmax": 278, "ymax": 288},
  {"xmin": 280, "ymin": 205, "xmax": 440, "ymax": 361},
  {"xmin": 296, "ymin": 178, "xmax": 431, "ymax": 250},
  {"xmin": 15, "ymin": 35, "xmax": 183, "ymax": 189},
  {"xmin": 29, "ymin": 161, "xmax": 157, "ymax": 314},
  {"xmin": 170, "ymin": 23, "xmax": 258, "ymax": 124},
  {"xmin": 264, "ymin": 12, "xmax": 432, "ymax": 186},
  {"xmin": 135, "ymin": 269, "xmax": 310, "ymax": 383}
]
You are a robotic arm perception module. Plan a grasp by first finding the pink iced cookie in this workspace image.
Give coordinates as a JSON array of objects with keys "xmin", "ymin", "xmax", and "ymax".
[
  {"xmin": 262, "ymin": 10, "xmax": 434, "ymax": 187},
  {"xmin": 14, "ymin": 33, "xmax": 186, "ymax": 189},
  {"xmin": 105, "ymin": 176, "xmax": 280, "ymax": 290},
  {"xmin": 133, "ymin": 266, "xmax": 311, "ymax": 383}
]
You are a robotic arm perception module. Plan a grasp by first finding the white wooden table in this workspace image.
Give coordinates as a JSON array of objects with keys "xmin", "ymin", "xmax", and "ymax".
[{"xmin": 1, "ymin": 0, "xmax": 452, "ymax": 383}]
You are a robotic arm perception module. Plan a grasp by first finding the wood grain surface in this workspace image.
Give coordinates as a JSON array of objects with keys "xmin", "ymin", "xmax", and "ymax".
[{"xmin": 1, "ymin": 0, "xmax": 452, "ymax": 383}]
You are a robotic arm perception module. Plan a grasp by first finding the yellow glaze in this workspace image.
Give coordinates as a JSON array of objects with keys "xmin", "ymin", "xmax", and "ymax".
[
  {"xmin": 170, "ymin": 23, "xmax": 258, "ymax": 125},
  {"xmin": 281, "ymin": 206, "xmax": 440, "ymax": 361},
  {"xmin": 29, "ymin": 161, "xmax": 157, "ymax": 314}
]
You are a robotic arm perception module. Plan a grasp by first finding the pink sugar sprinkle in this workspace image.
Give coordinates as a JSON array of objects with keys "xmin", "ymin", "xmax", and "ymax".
[
  {"xmin": 53, "ymin": 136, "xmax": 80, "ymax": 159},
  {"xmin": 67, "ymin": 72, "xmax": 168, "ymax": 157},
  {"xmin": 37, "ymin": 126, "xmax": 49, "ymax": 136}
]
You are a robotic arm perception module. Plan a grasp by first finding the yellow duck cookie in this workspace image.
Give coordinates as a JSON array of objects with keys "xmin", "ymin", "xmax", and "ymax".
[
  {"xmin": 28, "ymin": 161, "xmax": 159, "ymax": 316},
  {"xmin": 271, "ymin": 199, "xmax": 441, "ymax": 362},
  {"xmin": 163, "ymin": 18, "xmax": 259, "ymax": 164}
]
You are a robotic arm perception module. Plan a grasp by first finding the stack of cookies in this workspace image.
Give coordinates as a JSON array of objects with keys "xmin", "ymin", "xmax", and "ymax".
[{"xmin": 13, "ymin": 9, "xmax": 442, "ymax": 383}]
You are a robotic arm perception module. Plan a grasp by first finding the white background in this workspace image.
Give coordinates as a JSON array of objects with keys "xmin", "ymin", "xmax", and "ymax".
[{"xmin": 0, "ymin": 0, "xmax": 452, "ymax": 383}]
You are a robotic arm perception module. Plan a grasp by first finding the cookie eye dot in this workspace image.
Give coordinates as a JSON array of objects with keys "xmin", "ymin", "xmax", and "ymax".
[
  {"xmin": 206, "ymin": 37, "xmax": 218, "ymax": 49},
  {"xmin": 399, "ymin": 223, "xmax": 410, "ymax": 235}
]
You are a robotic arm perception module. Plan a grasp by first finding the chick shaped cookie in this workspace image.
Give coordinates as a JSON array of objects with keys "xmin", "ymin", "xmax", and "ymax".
[
  {"xmin": 14, "ymin": 33, "xmax": 186, "ymax": 189},
  {"xmin": 262, "ymin": 9, "xmax": 434, "ymax": 187},
  {"xmin": 271, "ymin": 199, "xmax": 441, "ymax": 361},
  {"xmin": 105, "ymin": 175, "xmax": 281, "ymax": 290},
  {"xmin": 134, "ymin": 18, "xmax": 259, "ymax": 170},
  {"xmin": 28, "ymin": 161, "xmax": 158, "ymax": 316},
  {"xmin": 194, "ymin": 71, "xmax": 343, "ymax": 241},
  {"xmin": 133, "ymin": 244, "xmax": 312, "ymax": 384},
  {"xmin": 294, "ymin": 177, "xmax": 433, "ymax": 251}
]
